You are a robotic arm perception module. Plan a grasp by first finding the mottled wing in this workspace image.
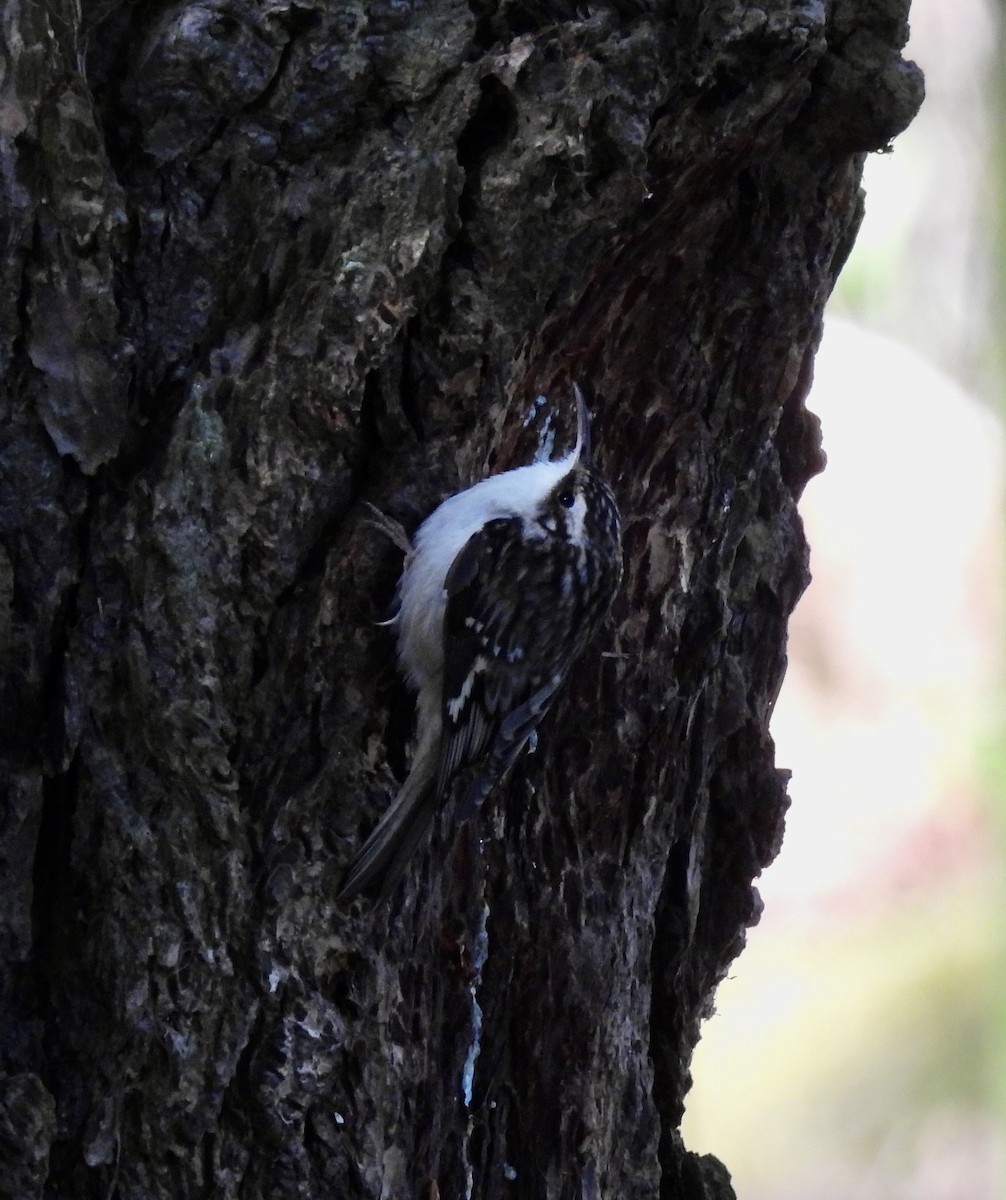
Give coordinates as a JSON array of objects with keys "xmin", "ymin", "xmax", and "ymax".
[{"xmin": 435, "ymin": 518, "xmax": 562, "ymax": 812}]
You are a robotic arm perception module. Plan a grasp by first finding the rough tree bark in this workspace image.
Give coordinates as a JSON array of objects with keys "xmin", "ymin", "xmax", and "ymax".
[{"xmin": 0, "ymin": 2, "xmax": 922, "ymax": 1198}]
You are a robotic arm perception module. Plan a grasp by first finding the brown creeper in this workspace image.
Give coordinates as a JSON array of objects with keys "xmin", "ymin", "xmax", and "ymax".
[{"xmin": 339, "ymin": 386, "xmax": 622, "ymax": 899}]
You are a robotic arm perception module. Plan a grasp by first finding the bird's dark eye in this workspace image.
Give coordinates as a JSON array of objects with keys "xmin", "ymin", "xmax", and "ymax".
[{"xmin": 558, "ymin": 489, "xmax": 576, "ymax": 509}]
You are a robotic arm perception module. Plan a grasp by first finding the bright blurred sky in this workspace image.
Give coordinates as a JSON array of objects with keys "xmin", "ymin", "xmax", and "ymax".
[{"xmin": 767, "ymin": 319, "xmax": 1003, "ymax": 915}]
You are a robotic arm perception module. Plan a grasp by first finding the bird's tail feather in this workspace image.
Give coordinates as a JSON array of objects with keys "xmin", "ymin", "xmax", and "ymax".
[
  {"xmin": 338, "ymin": 708, "xmax": 441, "ymax": 901},
  {"xmin": 337, "ymin": 769, "xmax": 438, "ymax": 900}
]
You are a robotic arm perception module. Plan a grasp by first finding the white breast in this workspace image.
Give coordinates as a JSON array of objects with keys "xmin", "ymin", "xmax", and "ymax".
[{"xmin": 396, "ymin": 451, "xmax": 576, "ymax": 692}]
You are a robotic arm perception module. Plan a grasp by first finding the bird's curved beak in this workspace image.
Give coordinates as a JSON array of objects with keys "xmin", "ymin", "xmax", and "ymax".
[{"xmin": 572, "ymin": 382, "xmax": 591, "ymax": 464}]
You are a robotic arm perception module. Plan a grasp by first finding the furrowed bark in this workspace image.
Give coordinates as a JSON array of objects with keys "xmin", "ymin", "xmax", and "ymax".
[{"xmin": 0, "ymin": 2, "xmax": 922, "ymax": 1197}]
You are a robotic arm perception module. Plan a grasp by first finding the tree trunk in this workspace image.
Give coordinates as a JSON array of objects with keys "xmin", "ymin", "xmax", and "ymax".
[{"xmin": 0, "ymin": 2, "xmax": 922, "ymax": 1198}]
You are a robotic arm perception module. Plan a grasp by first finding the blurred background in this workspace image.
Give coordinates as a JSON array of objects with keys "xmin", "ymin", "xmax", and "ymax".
[{"xmin": 682, "ymin": 3, "xmax": 1006, "ymax": 1198}]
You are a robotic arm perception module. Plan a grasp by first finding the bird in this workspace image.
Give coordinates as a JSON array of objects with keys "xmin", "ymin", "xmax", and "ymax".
[{"xmin": 338, "ymin": 385, "xmax": 622, "ymax": 899}]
